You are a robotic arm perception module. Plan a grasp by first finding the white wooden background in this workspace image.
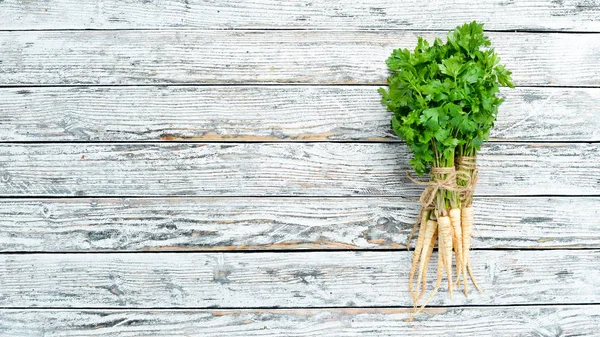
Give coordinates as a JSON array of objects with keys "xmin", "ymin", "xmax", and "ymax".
[{"xmin": 1, "ymin": 1, "xmax": 599, "ymax": 336}]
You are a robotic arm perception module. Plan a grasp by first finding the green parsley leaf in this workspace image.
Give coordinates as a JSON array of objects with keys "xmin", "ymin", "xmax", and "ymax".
[{"xmin": 378, "ymin": 21, "xmax": 513, "ymax": 175}]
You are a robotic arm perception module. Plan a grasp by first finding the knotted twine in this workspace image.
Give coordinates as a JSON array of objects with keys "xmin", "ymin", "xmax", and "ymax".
[{"xmin": 405, "ymin": 166, "xmax": 472, "ymax": 249}]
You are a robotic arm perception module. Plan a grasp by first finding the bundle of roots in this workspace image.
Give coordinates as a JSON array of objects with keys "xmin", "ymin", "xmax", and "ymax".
[{"xmin": 407, "ymin": 156, "xmax": 482, "ymax": 321}]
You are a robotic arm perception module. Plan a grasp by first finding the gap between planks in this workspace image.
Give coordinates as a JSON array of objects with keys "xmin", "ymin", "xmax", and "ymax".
[
  {"xmin": 2, "ymin": 248, "xmax": 600, "ymax": 254},
  {"xmin": 0, "ymin": 194, "xmax": 599, "ymax": 198},
  {"xmin": 0, "ymin": 141, "xmax": 599, "ymax": 144},
  {"xmin": 1, "ymin": 83, "xmax": 599, "ymax": 88},
  {"xmin": 3, "ymin": 29, "xmax": 600, "ymax": 33},
  {"xmin": 3, "ymin": 303, "xmax": 600, "ymax": 310}
]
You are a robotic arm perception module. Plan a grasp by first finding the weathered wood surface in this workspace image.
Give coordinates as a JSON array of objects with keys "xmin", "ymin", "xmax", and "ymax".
[
  {"xmin": 1, "ymin": 0, "xmax": 599, "ymax": 32},
  {"xmin": 1, "ymin": 197, "xmax": 598, "ymax": 252},
  {"xmin": 1, "ymin": 31, "xmax": 599, "ymax": 86},
  {"xmin": 2, "ymin": 86, "xmax": 598, "ymax": 142},
  {"xmin": 2, "ymin": 306, "xmax": 599, "ymax": 337},
  {"xmin": 0, "ymin": 143, "xmax": 598, "ymax": 197},
  {"xmin": 1, "ymin": 250, "xmax": 598, "ymax": 307}
]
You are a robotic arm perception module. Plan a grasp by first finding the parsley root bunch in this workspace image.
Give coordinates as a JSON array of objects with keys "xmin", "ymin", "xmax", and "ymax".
[{"xmin": 379, "ymin": 21, "xmax": 513, "ymax": 320}]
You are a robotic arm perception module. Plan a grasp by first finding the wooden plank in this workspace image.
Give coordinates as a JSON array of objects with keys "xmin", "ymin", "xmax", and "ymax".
[
  {"xmin": 0, "ymin": 143, "xmax": 597, "ymax": 197},
  {"xmin": 2, "ymin": 306, "xmax": 600, "ymax": 336},
  {"xmin": 0, "ymin": 197, "xmax": 598, "ymax": 252},
  {"xmin": 0, "ymin": 250, "xmax": 598, "ymax": 307},
  {"xmin": 1, "ymin": 31, "xmax": 598, "ymax": 86},
  {"xmin": 1, "ymin": 86, "xmax": 598, "ymax": 142},
  {"xmin": 1, "ymin": 0, "xmax": 599, "ymax": 31}
]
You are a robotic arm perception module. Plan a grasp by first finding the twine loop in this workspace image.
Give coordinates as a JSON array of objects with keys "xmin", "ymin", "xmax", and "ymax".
[{"xmin": 456, "ymin": 156, "xmax": 478, "ymax": 203}]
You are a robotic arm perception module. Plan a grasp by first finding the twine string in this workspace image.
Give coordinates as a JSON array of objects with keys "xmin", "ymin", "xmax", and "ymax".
[
  {"xmin": 405, "ymin": 166, "xmax": 471, "ymax": 249},
  {"xmin": 456, "ymin": 156, "xmax": 478, "ymax": 204},
  {"xmin": 407, "ymin": 166, "xmax": 471, "ymax": 209}
]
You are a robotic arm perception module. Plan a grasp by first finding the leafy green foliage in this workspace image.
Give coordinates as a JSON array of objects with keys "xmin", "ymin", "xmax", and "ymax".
[{"xmin": 379, "ymin": 21, "xmax": 514, "ymax": 175}]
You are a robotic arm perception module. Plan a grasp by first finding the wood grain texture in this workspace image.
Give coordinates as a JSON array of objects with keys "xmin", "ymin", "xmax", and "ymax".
[
  {"xmin": 0, "ymin": 143, "xmax": 598, "ymax": 197},
  {"xmin": 2, "ymin": 306, "xmax": 599, "ymax": 337},
  {"xmin": 1, "ymin": 31, "xmax": 599, "ymax": 86},
  {"xmin": 1, "ymin": 250, "xmax": 599, "ymax": 307},
  {"xmin": 1, "ymin": 197, "xmax": 598, "ymax": 252},
  {"xmin": 1, "ymin": 86, "xmax": 598, "ymax": 142},
  {"xmin": 1, "ymin": 0, "xmax": 599, "ymax": 31}
]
